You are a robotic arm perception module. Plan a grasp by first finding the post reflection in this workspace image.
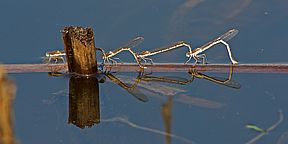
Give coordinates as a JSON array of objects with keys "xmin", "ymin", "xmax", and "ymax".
[{"xmin": 68, "ymin": 75, "xmax": 100, "ymax": 128}]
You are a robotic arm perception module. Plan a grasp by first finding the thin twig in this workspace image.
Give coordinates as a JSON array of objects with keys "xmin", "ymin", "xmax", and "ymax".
[
  {"xmin": 102, "ymin": 116, "xmax": 196, "ymax": 144},
  {"xmin": 3, "ymin": 63, "xmax": 288, "ymax": 73},
  {"xmin": 3, "ymin": 64, "xmax": 68, "ymax": 73}
]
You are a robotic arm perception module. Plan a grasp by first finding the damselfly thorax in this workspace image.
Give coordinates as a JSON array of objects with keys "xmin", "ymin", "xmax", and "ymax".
[{"xmin": 43, "ymin": 50, "xmax": 66, "ymax": 63}]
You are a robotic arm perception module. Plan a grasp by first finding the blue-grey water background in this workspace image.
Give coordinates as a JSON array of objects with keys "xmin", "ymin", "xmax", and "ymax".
[{"xmin": 1, "ymin": 0, "xmax": 288, "ymax": 143}]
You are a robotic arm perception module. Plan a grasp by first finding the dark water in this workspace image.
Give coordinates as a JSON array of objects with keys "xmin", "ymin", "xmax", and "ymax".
[{"xmin": 1, "ymin": 0, "xmax": 288, "ymax": 143}]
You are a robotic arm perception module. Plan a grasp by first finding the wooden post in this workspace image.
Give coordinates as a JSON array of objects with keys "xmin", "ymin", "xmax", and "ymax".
[
  {"xmin": 0, "ymin": 65, "xmax": 17, "ymax": 144},
  {"xmin": 62, "ymin": 26, "xmax": 100, "ymax": 128},
  {"xmin": 62, "ymin": 26, "xmax": 97, "ymax": 74}
]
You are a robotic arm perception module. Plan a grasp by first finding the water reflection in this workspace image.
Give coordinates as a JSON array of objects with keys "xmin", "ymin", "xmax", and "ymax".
[
  {"xmin": 189, "ymin": 65, "xmax": 241, "ymax": 89},
  {"xmin": 100, "ymin": 69, "xmax": 236, "ymax": 143},
  {"xmin": 104, "ymin": 72, "xmax": 149, "ymax": 102},
  {"xmin": 46, "ymin": 65, "xmax": 240, "ymax": 131},
  {"xmin": 101, "ymin": 115, "xmax": 195, "ymax": 144},
  {"xmin": 103, "ymin": 70, "xmax": 230, "ymax": 107},
  {"xmin": 68, "ymin": 75, "xmax": 100, "ymax": 128},
  {"xmin": 100, "ymin": 67, "xmax": 241, "ymax": 143},
  {"xmin": 175, "ymin": 94, "xmax": 225, "ymax": 108}
]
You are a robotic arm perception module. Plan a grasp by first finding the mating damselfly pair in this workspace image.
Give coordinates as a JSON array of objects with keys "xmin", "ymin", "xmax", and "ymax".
[{"xmin": 43, "ymin": 29, "xmax": 239, "ymax": 69}]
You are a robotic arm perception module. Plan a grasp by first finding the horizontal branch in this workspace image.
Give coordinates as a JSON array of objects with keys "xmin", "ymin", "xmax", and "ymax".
[
  {"xmin": 3, "ymin": 63, "xmax": 288, "ymax": 73},
  {"xmin": 3, "ymin": 64, "xmax": 68, "ymax": 73}
]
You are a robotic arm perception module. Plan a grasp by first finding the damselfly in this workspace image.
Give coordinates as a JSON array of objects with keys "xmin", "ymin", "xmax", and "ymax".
[
  {"xmin": 43, "ymin": 50, "xmax": 66, "ymax": 63},
  {"xmin": 185, "ymin": 29, "xmax": 239, "ymax": 64}
]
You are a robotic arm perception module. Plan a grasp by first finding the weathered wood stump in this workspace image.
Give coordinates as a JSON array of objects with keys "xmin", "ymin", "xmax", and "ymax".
[
  {"xmin": 62, "ymin": 26, "xmax": 100, "ymax": 128},
  {"xmin": 62, "ymin": 26, "xmax": 97, "ymax": 74}
]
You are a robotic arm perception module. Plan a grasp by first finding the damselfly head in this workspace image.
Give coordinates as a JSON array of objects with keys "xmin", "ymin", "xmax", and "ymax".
[{"xmin": 185, "ymin": 52, "xmax": 191, "ymax": 57}]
